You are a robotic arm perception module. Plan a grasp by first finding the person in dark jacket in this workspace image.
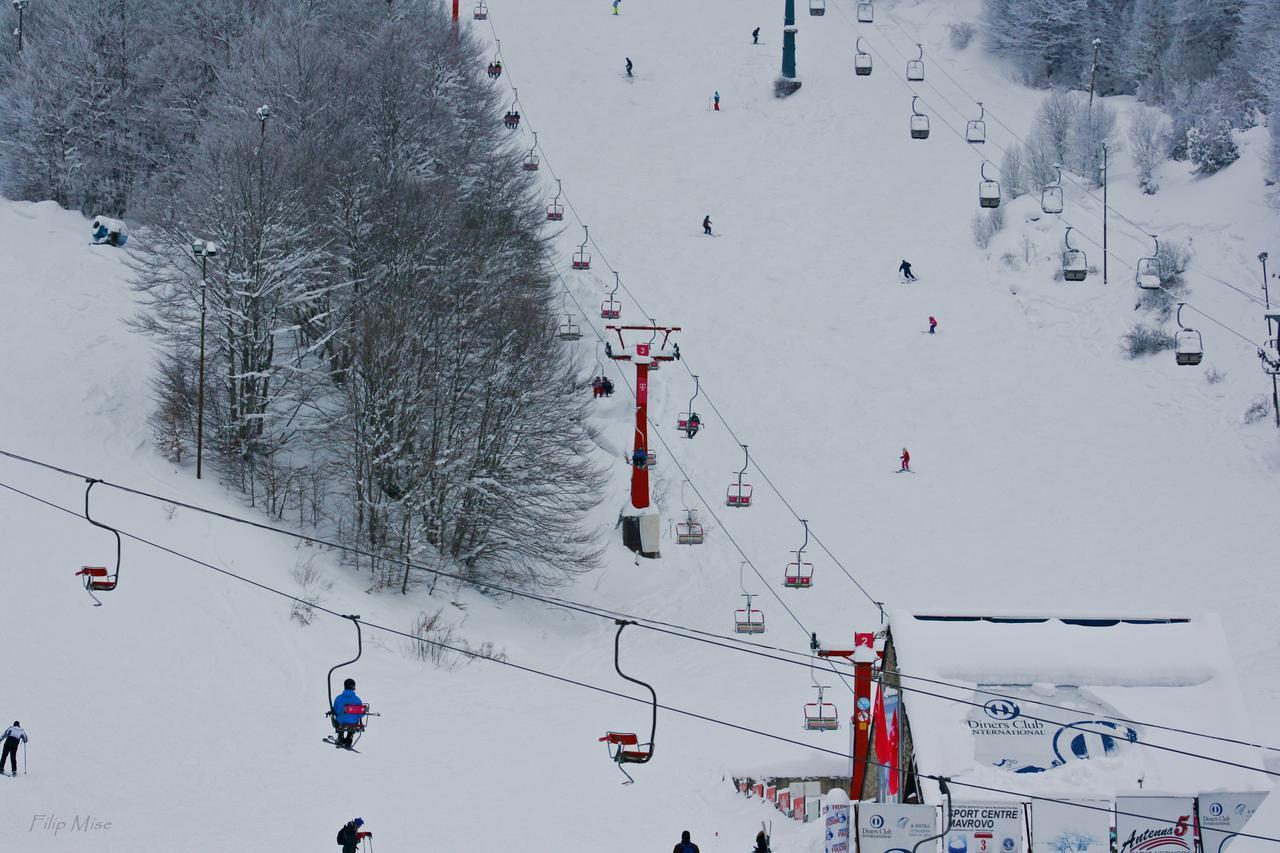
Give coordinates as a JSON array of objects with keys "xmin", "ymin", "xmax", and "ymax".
[
  {"xmin": 899, "ymin": 259, "xmax": 917, "ymax": 281},
  {"xmin": 752, "ymin": 27, "xmax": 760, "ymax": 44},
  {"xmin": 626, "ymin": 57, "xmax": 633, "ymax": 76},
  {"xmin": 632, "ymin": 447, "xmax": 648, "ymax": 467},
  {"xmin": 331, "ymin": 679, "xmax": 366, "ymax": 748},
  {"xmin": 673, "ymin": 830, "xmax": 700, "ymax": 853},
  {"xmin": 702, "ymin": 215, "xmax": 712, "ymax": 235},
  {"xmin": 337, "ymin": 818, "xmax": 371, "ymax": 853},
  {"xmin": 754, "ymin": 829, "xmax": 771, "ymax": 852},
  {"xmin": 1, "ymin": 722, "xmax": 26, "ymax": 776},
  {"xmin": 685, "ymin": 413, "xmax": 700, "ymax": 438},
  {"xmin": 601, "ymin": 377, "xmax": 615, "ymax": 396}
]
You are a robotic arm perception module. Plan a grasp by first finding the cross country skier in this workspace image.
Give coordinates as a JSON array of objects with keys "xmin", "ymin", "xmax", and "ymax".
[
  {"xmin": 336, "ymin": 818, "xmax": 371, "ymax": 853},
  {"xmin": 899, "ymin": 448, "xmax": 911, "ymax": 472},
  {"xmin": 899, "ymin": 259, "xmax": 917, "ymax": 282},
  {"xmin": 626, "ymin": 57, "xmax": 633, "ymax": 77},
  {"xmin": 331, "ymin": 679, "xmax": 365, "ymax": 749},
  {"xmin": 753, "ymin": 27, "xmax": 760, "ymax": 44},
  {"xmin": 1, "ymin": 722, "xmax": 26, "ymax": 776},
  {"xmin": 929, "ymin": 315, "xmax": 937, "ymax": 334},
  {"xmin": 702, "ymin": 215, "xmax": 712, "ymax": 235},
  {"xmin": 673, "ymin": 830, "xmax": 701, "ymax": 853}
]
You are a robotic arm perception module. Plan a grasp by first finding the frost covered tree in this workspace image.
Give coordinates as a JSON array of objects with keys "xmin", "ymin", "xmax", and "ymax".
[
  {"xmin": 1127, "ymin": 105, "xmax": 1169, "ymax": 193},
  {"xmin": 1185, "ymin": 117, "xmax": 1240, "ymax": 175}
]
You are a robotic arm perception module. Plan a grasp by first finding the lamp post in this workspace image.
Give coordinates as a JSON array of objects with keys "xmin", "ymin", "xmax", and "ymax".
[
  {"xmin": 1262, "ymin": 252, "xmax": 1278, "ymax": 428},
  {"xmin": 192, "ymin": 239, "xmax": 218, "ymax": 479},
  {"xmin": 1087, "ymin": 38, "xmax": 1102, "ymax": 111},
  {"xmin": 12, "ymin": 0, "xmax": 28, "ymax": 52}
]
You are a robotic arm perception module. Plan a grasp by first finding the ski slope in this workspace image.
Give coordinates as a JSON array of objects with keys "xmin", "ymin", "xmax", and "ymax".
[{"xmin": 3, "ymin": 0, "xmax": 1280, "ymax": 850}]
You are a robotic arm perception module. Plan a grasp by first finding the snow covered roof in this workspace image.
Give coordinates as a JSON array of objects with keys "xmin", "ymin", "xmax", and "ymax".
[{"xmin": 888, "ymin": 611, "xmax": 1269, "ymax": 805}]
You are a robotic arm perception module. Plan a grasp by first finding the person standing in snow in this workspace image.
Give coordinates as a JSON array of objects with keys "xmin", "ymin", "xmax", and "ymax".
[
  {"xmin": 899, "ymin": 448, "xmax": 911, "ymax": 472},
  {"xmin": 1, "ymin": 722, "xmax": 26, "ymax": 776},
  {"xmin": 713, "ymin": 91, "xmax": 721, "ymax": 111},
  {"xmin": 754, "ymin": 829, "xmax": 771, "ymax": 853},
  {"xmin": 612, "ymin": 0, "xmax": 620, "ymax": 14},
  {"xmin": 702, "ymin": 215, "xmax": 712, "ymax": 235},
  {"xmin": 673, "ymin": 830, "xmax": 701, "ymax": 853},
  {"xmin": 331, "ymin": 678, "xmax": 365, "ymax": 749},
  {"xmin": 928, "ymin": 315, "xmax": 937, "ymax": 334},
  {"xmin": 752, "ymin": 27, "xmax": 760, "ymax": 44},
  {"xmin": 336, "ymin": 818, "xmax": 371, "ymax": 853},
  {"xmin": 626, "ymin": 57, "xmax": 633, "ymax": 76},
  {"xmin": 899, "ymin": 259, "xmax": 917, "ymax": 282}
]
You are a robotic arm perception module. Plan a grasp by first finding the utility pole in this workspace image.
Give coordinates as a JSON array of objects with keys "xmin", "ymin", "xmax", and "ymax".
[
  {"xmin": 12, "ymin": 0, "xmax": 28, "ymax": 52},
  {"xmin": 1087, "ymin": 38, "xmax": 1102, "ymax": 111},
  {"xmin": 192, "ymin": 240, "xmax": 219, "ymax": 479},
  {"xmin": 1262, "ymin": 252, "xmax": 1278, "ymax": 428},
  {"xmin": 1100, "ymin": 143, "xmax": 1108, "ymax": 285},
  {"xmin": 778, "ymin": 0, "xmax": 800, "ymax": 96}
]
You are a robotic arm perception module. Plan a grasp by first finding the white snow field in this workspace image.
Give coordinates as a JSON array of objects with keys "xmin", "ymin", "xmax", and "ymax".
[{"xmin": 3, "ymin": 0, "xmax": 1280, "ymax": 850}]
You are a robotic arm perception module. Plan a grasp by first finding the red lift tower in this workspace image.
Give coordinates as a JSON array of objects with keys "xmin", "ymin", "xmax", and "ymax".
[
  {"xmin": 606, "ymin": 323, "xmax": 681, "ymax": 558},
  {"xmin": 817, "ymin": 631, "xmax": 881, "ymax": 799}
]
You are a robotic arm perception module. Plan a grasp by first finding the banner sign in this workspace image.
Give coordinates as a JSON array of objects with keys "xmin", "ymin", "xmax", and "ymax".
[
  {"xmin": 858, "ymin": 803, "xmax": 938, "ymax": 853},
  {"xmin": 1116, "ymin": 796, "xmax": 1195, "ymax": 853},
  {"xmin": 1031, "ymin": 798, "xmax": 1112, "ymax": 853},
  {"xmin": 1198, "ymin": 792, "xmax": 1269, "ymax": 853},
  {"xmin": 967, "ymin": 689, "xmax": 1140, "ymax": 774},
  {"xmin": 944, "ymin": 801, "xmax": 1024, "ymax": 853},
  {"xmin": 824, "ymin": 790, "xmax": 851, "ymax": 853}
]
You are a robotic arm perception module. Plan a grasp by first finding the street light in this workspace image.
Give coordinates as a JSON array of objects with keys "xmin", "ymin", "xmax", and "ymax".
[
  {"xmin": 192, "ymin": 239, "xmax": 219, "ymax": 480},
  {"xmin": 12, "ymin": 0, "xmax": 28, "ymax": 53}
]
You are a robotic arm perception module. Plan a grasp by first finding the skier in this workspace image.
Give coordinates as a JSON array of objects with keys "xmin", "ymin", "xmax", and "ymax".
[
  {"xmin": 752, "ymin": 27, "xmax": 760, "ymax": 44},
  {"xmin": 713, "ymin": 91, "xmax": 721, "ymax": 111},
  {"xmin": 702, "ymin": 215, "xmax": 712, "ymax": 236},
  {"xmin": 331, "ymin": 678, "xmax": 366, "ymax": 749},
  {"xmin": 601, "ymin": 376, "xmax": 615, "ymax": 396},
  {"xmin": 899, "ymin": 448, "xmax": 911, "ymax": 472},
  {"xmin": 626, "ymin": 57, "xmax": 633, "ymax": 77},
  {"xmin": 336, "ymin": 818, "xmax": 372, "ymax": 853},
  {"xmin": 928, "ymin": 315, "xmax": 937, "ymax": 334},
  {"xmin": 673, "ymin": 830, "xmax": 701, "ymax": 853},
  {"xmin": 899, "ymin": 259, "xmax": 917, "ymax": 282},
  {"xmin": 685, "ymin": 413, "xmax": 701, "ymax": 438},
  {"xmin": 592, "ymin": 377, "xmax": 604, "ymax": 398},
  {"xmin": 1, "ymin": 722, "xmax": 26, "ymax": 776},
  {"xmin": 754, "ymin": 829, "xmax": 772, "ymax": 853},
  {"xmin": 612, "ymin": 0, "xmax": 620, "ymax": 14}
]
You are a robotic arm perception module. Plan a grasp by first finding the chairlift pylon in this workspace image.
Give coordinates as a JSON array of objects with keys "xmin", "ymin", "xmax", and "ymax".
[
  {"xmin": 857, "ymin": 1, "xmax": 874, "ymax": 23},
  {"xmin": 726, "ymin": 443, "xmax": 753, "ymax": 507},
  {"xmin": 906, "ymin": 43, "xmax": 925, "ymax": 82},
  {"xmin": 1041, "ymin": 164, "xmax": 1064, "ymax": 215},
  {"xmin": 675, "ymin": 374, "xmax": 701, "ymax": 438},
  {"xmin": 325, "ymin": 615, "xmax": 379, "ymax": 751},
  {"xmin": 978, "ymin": 161, "xmax": 1001, "ymax": 209},
  {"xmin": 74, "ymin": 478, "xmax": 120, "ymax": 606},
  {"xmin": 854, "ymin": 38, "xmax": 873, "ymax": 77},
  {"xmin": 910, "ymin": 96, "xmax": 930, "ymax": 140},
  {"xmin": 966, "ymin": 101, "xmax": 986, "ymax": 144},
  {"xmin": 522, "ymin": 132, "xmax": 540, "ymax": 172},
  {"xmin": 572, "ymin": 225, "xmax": 592, "ymax": 270},
  {"xmin": 1137, "ymin": 235, "xmax": 1162, "ymax": 291},
  {"xmin": 598, "ymin": 620, "xmax": 657, "ymax": 784},
  {"xmin": 783, "ymin": 519, "xmax": 814, "ymax": 589},
  {"xmin": 734, "ymin": 562, "xmax": 765, "ymax": 634},
  {"xmin": 1174, "ymin": 303, "xmax": 1203, "ymax": 366},
  {"xmin": 675, "ymin": 481, "xmax": 705, "ymax": 545},
  {"xmin": 1062, "ymin": 226, "xmax": 1088, "ymax": 282}
]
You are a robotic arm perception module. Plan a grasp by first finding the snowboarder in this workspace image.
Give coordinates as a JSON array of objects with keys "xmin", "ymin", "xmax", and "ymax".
[
  {"xmin": 754, "ymin": 829, "xmax": 772, "ymax": 853},
  {"xmin": 673, "ymin": 830, "xmax": 701, "ymax": 853},
  {"xmin": 685, "ymin": 413, "xmax": 701, "ymax": 438},
  {"xmin": 331, "ymin": 678, "xmax": 365, "ymax": 749},
  {"xmin": 612, "ymin": 0, "xmax": 620, "ymax": 14},
  {"xmin": 899, "ymin": 448, "xmax": 911, "ymax": 472},
  {"xmin": 702, "ymin": 215, "xmax": 712, "ymax": 235},
  {"xmin": 899, "ymin": 259, "xmax": 917, "ymax": 282},
  {"xmin": 336, "ymin": 818, "xmax": 372, "ymax": 853},
  {"xmin": 713, "ymin": 91, "xmax": 721, "ymax": 111},
  {"xmin": 752, "ymin": 27, "xmax": 760, "ymax": 44},
  {"xmin": 1, "ymin": 722, "xmax": 26, "ymax": 776},
  {"xmin": 928, "ymin": 315, "xmax": 937, "ymax": 334},
  {"xmin": 625, "ymin": 57, "xmax": 633, "ymax": 77}
]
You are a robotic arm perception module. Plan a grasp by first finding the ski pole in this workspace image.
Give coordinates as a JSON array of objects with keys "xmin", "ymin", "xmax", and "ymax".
[{"xmin": 23, "ymin": 741, "xmax": 27, "ymax": 775}]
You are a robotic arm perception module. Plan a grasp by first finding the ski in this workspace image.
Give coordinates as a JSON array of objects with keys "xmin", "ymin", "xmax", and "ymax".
[{"xmin": 322, "ymin": 737, "xmax": 360, "ymax": 753}]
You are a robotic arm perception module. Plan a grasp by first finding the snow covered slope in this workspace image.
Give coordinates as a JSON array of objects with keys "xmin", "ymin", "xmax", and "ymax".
[{"xmin": 3, "ymin": 0, "xmax": 1280, "ymax": 850}]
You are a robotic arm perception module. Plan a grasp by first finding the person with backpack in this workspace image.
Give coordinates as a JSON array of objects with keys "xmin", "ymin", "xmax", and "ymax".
[
  {"xmin": 899, "ymin": 448, "xmax": 911, "ymax": 472},
  {"xmin": 632, "ymin": 447, "xmax": 648, "ymax": 468},
  {"xmin": 331, "ymin": 679, "xmax": 366, "ymax": 749},
  {"xmin": 752, "ymin": 27, "xmax": 760, "ymax": 44},
  {"xmin": 685, "ymin": 413, "xmax": 701, "ymax": 438},
  {"xmin": 626, "ymin": 57, "xmax": 633, "ymax": 77},
  {"xmin": 337, "ymin": 818, "xmax": 371, "ymax": 853},
  {"xmin": 702, "ymin": 215, "xmax": 713, "ymax": 236},
  {"xmin": 673, "ymin": 830, "xmax": 700, "ymax": 853},
  {"xmin": 1, "ymin": 722, "xmax": 26, "ymax": 776},
  {"xmin": 899, "ymin": 259, "xmax": 917, "ymax": 282}
]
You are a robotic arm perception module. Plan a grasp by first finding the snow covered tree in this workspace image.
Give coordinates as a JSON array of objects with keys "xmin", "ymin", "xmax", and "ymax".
[
  {"xmin": 1185, "ymin": 117, "xmax": 1240, "ymax": 175},
  {"xmin": 1127, "ymin": 105, "xmax": 1169, "ymax": 193}
]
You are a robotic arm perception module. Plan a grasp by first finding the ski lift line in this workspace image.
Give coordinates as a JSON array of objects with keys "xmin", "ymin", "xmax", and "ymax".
[{"xmin": 7, "ymin": 477, "xmax": 1280, "ymax": 769}]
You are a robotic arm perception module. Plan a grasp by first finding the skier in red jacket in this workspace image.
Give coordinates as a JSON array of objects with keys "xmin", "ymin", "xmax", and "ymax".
[{"xmin": 899, "ymin": 448, "xmax": 910, "ymax": 472}]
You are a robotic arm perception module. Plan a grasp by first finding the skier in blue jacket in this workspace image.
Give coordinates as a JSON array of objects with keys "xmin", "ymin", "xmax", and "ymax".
[{"xmin": 332, "ymin": 679, "xmax": 366, "ymax": 749}]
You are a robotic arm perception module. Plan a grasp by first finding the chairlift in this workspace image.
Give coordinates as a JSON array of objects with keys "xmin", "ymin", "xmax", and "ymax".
[
  {"xmin": 325, "ymin": 615, "xmax": 380, "ymax": 751},
  {"xmin": 487, "ymin": 42, "xmax": 503, "ymax": 78},
  {"xmin": 675, "ymin": 374, "xmax": 702, "ymax": 438},
  {"xmin": 966, "ymin": 101, "xmax": 986, "ymax": 144},
  {"xmin": 558, "ymin": 310, "xmax": 582, "ymax": 341},
  {"xmin": 675, "ymin": 482, "xmax": 705, "ymax": 545},
  {"xmin": 854, "ymin": 38, "xmax": 872, "ymax": 77},
  {"xmin": 803, "ymin": 655, "xmax": 839, "ymax": 731},
  {"xmin": 503, "ymin": 89, "xmax": 521, "ymax": 129},
  {"xmin": 726, "ymin": 443, "xmax": 753, "ymax": 507},
  {"xmin": 1136, "ymin": 235, "xmax": 1162, "ymax": 290},
  {"xmin": 73, "ymin": 479, "xmax": 119, "ymax": 606},
  {"xmin": 547, "ymin": 179, "xmax": 565, "ymax": 222},
  {"xmin": 522, "ymin": 132, "xmax": 540, "ymax": 172},
  {"xmin": 601, "ymin": 272, "xmax": 622, "ymax": 320},
  {"xmin": 632, "ymin": 427, "xmax": 657, "ymax": 469},
  {"xmin": 906, "ymin": 43, "xmax": 924, "ymax": 82},
  {"xmin": 1260, "ymin": 339, "xmax": 1280, "ymax": 376},
  {"xmin": 1062, "ymin": 226, "xmax": 1088, "ymax": 282},
  {"xmin": 473, "ymin": 0, "xmax": 487, "ymax": 20},
  {"xmin": 910, "ymin": 96, "xmax": 930, "ymax": 140},
  {"xmin": 857, "ymin": 1, "xmax": 874, "ymax": 23},
  {"xmin": 783, "ymin": 519, "xmax": 814, "ymax": 589},
  {"xmin": 1174, "ymin": 303, "xmax": 1203, "ymax": 366},
  {"xmin": 599, "ymin": 620, "xmax": 657, "ymax": 784},
  {"xmin": 809, "ymin": 0, "xmax": 825, "ymax": 16},
  {"xmin": 572, "ymin": 225, "xmax": 592, "ymax": 270},
  {"xmin": 734, "ymin": 562, "xmax": 765, "ymax": 634},
  {"xmin": 1041, "ymin": 164, "xmax": 1064, "ymax": 215},
  {"xmin": 645, "ymin": 321, "xmax": 663, "ymax": 372},
  {"xmin": 978, "ymin": 161, "xmax": 1001, "ymax": 209}
]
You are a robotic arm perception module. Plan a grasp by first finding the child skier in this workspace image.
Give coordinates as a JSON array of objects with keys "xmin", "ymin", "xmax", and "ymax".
[
  {"xmin": 336, "ymin": 818, "xmax": 371, "ymax": 853},
  {"xmin": 1, "ymin": 722, "xmax": 26, "ymax": 776},
  {"xmin": 702, "ymin": 215, "xmax": 712, "ymax": 235},
  {"xmin": 899, "ymin": 260, "xmax": 917, "ymax": 282},
  {"xmin": 928, "ymin": 315, "xmax": 937, "ymax": 334},
  {"xmin": 899, "ymin": 448, "xmax": 911, "ymax": 472}
]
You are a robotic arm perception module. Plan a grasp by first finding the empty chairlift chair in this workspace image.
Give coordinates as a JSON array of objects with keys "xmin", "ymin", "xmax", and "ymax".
[
  {"xmin": 910, "ymin": 96, "xmax": 930, "ymax": 140},
  {"xmin": 522, "ymin": 133, "xmax": 540, "ymax": 172},
  {"xmin": 783, "ymin": 519, "xmax": 814, "ymax": 589},
  {"xmin": 857, "ymin": 1, "xmax": 874, "ymax": 23},
  {"xmin": 1062, "ymin": 226, "xmax": 1088, "ymax": 282},
  {"xmin": 1041, "ymin": 164, "xmax": 1064, "ymax": 215},
  {"xmin": 726, "ymin": 444, "xmax": 753, "ymax": 507},
  {"xmin": 547, "ymin": 180, "xmax": 565, "ymax": 222},
  {"xmin": 73, "ymin": 479, "xmax": 120, "ymax": 606},
  {"xmin": 1174, "ymin": 303, "xmax": 1203, "ymax": 366},
  {"xmin": 558, "ymin": 312, "xmax": 582, "ymax": 341},
  {"xmin": 809, "ymin": 0, "xmax": 825, "ymax": 16},
  {"xmin": 601, "ymin": 272, "xmax": 622, "ymax": 320},
  {"xmin": 1136, "ymin": 236, "xmax": 1162, "ymax": 290},
  {"xmin": 572, "ymin": 226, "xmax": 592, "ymax": 270},
  {"xmin": 906, "ymin": 43, "xmax": 925, "ymax": 82},
  {"xmin": 598, "ymin": 621, "xmax": 657, "ymax": 784},
  {"xmin": 966, "ymin": 102, "xmax": 986, "ymax": 144},
  {"xmin": 978, "ymin": 161, "xmax": 1001, "ymax": 209},
  {"xmin": 803, "ymin": 678, "xmax": 839, "ymax": 732},
  {"xmin": 734, "ymin": 565, "xmax": 765, "ymax": 634},
  {"xmin": 676, "ymin": 510, "xmax": 705, "ymax": 545},
  {"xmin": 854, "ymin": 38, "xmax": 873, "ymax": 77}
]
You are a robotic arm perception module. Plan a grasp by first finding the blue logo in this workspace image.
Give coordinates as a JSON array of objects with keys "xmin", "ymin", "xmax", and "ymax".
[
  {"xmin": 1051, "ymin": 720, "xmax": 1139, "ymax": 765},
  {"xmin": 870, "ymin": 815, "xmax": 885, "ymax": 829},
  {"xmin": 858, "ymin": 698, "xmax": 872, "ymax": 711},
  {"xmin": 1210, "ymin": 803, "xmax": 1224, "ymax": 817},
  {"xmin": 984, "ymin": 699, "xmax": 1020, "ymax": 721},
  {"xmin": 1002, "ymin": 838, "xmax": 1016, "ymax": 851},
  {"xmin": 897, "ymin": 817, "xmax": 911, "ymax": 829}
]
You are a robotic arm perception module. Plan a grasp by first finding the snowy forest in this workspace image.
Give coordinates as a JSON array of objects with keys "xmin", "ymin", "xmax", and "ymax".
[{"xmin": 0, "ymin": 0, "xmax": 604, "ymax": 591}]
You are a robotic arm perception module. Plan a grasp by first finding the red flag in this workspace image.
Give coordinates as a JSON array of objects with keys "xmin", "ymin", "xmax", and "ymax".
[
  {"xmin": 887, "ymin": 703, "xmax": 900, "ymax": 796},
  {"xmin": 873, "ymin": 683, "xmax": 891, "ymax": 764}
]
